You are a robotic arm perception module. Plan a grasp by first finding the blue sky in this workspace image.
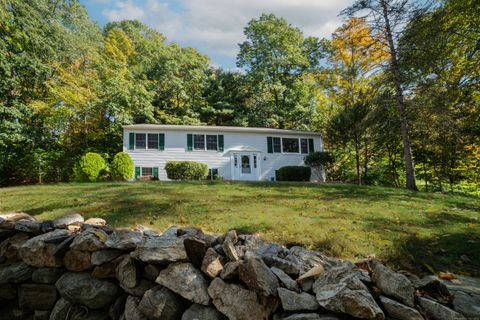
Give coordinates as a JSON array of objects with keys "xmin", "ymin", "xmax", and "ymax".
[{"xmin": 80, "ymin": 0, "xmax": 353, "ymax": 69}]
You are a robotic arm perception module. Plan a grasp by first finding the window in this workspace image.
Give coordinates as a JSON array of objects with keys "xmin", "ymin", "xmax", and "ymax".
[
  {"xmin": 194, "ymin": 134, "xmax": 205, "ymax": 150},
  {"xmin": 282, "ymin": 138, "xmax": 299, "ymax": 153},
  {"xmin": 206, "ymin": 135, "xmax": 218, "ymax": 151},
  {"xmin": 234, "ymin": 154, "xmax": 238, "ymax": 167},
  {"xmin": 141, "ymin": 167, "xmax": 153, "ymax": 176},
  {"xmin": 135, "ymin": 133, "xmax": 146, "ymax": 149},
  {"xmin": 253, "ymin": 155, "xmax": 257, "ymax": 168},
  {"xmin": 273, "ymin": 137, "xmax": 281, "ymax": 153},
  {"xmin": 148, "ymin": 134, "xmax": 158, "ymax": 149},
  {"xmin": 301, "ymin": 138, "xmax": 309, "ymax": 154}
]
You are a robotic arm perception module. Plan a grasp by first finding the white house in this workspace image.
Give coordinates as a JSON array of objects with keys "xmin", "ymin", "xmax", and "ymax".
[{"xmin": 123, "ymin": 124, "xmax": 323, "ymax": 181}]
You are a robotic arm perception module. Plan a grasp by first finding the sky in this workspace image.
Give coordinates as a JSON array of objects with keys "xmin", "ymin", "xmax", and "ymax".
[{"xmin": 80, "ymin": 0, "xmax": 354, "ymax": 69}]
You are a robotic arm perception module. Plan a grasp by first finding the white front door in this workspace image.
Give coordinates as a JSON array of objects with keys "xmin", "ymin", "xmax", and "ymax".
[{"xmin": 232, "ymin": 153, "xmax": 260, "ymax": 181}]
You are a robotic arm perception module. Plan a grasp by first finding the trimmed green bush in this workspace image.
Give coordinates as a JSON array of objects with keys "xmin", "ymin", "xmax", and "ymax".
[
  {"xmin": 304, "ymin": 151, "xmax": 334, "ymax": 167},
  {"xmin": 111, "ymin": 152, "xmax": 135, "ymax": 180},
  {"xmin": 165, "ymin": 161, "xmax": 208, "ymax": 180},
  {"xmin": 74, "ymin": 152, "xmax": 106, "ymax": 182},
  {"xmin": 276, "ymin": 166, "xmax": 311, "ymax": 182}
]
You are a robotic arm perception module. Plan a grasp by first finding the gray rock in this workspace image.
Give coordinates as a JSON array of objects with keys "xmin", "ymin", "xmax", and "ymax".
[
  {"xmin": 418, "ymin": 297, "xmax": 465, "ymax": 320},
  {"xmin": 379, "ymin": 296, "xmax": 423, "ymax": 320},
  {"xmin": 0, "ymin": 262, "xmax": 35, "ymax": 283},
  {"xmin": 106, "ymin": 229, "xmax": 143, "ymax": 250},
  {"xmin": 452, "ymin": 290, "xmax": 480, "ymax": 318},
  {"xmin": 34, "ymin": 310, "xmax": 51, "ymax": 320},
  {"xmin": 271, "ymin": 266, "xmax": 300, "ymax": 291},
  {"xmin": 0, "ymin": 232, "xmax": 29, "ymax": 260},
  {"xmin": 19, "ymin": 229, "xmax": 70, "ymax": 267},
  {"xmin": 143, "ymin": 264, "xmax": 161, "ymax": 281},
  {"xmin": 353, "ymin": 268, "xmax": 371, "ymax": 283},
  {"xmin": 278, "ymin": 288, "xmax": 319, "ymax": 311},
  {"xmin": 91, "ymin": 249, "xmax": 123, "ymax": 265},
  {"xmin": 222, "ymin": 238, "xmax": 239, "ymax": 261},
  {"xmin": 131, "ymin": 235, "xmax": 187, "ymax": 263},
  {"xmin": 92, "ymin": 261, "xmax": 117, "ymax": 279},
  {"xmin": 64, "ymin": 249, "xmax": 93, "ymax": 271},
  {"xmin": 281, "ymin": 314, "xmax": 346, "ymax": 320},
  {"xmin": 181, "ymin": 304, "xmax": 227, "ymax": 320},
  {"xmin": 156, "ymin": 262, "xmax": 210, "ymax": 305},
  {"xmin": 18, "ymin": 284, "xmax": 57, "ymax": 310},
  {"xmin": 263, "ymin": 255, "xmax": 301, "ymax": 276},
  {"xmin": 0, "ymin": 212, "xmax": 35, "ymax": 222},
  {"xmin": 49, "ymin": 298, "xmax": 76, "ymax": 320},
  {"xmin": 32, "ymin": 267, "xmax": 64, "ymax": 284},
  {"xmin": 84, "ymin": 218, "xmax": 107, "ymax": 226},
  {"xmin": 121, "ymin": 279, "xmax": 155, "ymax": 297},
  {"xmin": 370, "ymin": 260, "xmax": 414, "ymax": 307},
  {"xmin": 53, "ymin": 212, "xmax": 84, "ymax": 228},
  {"xmin": 109, "ymin": 295, "xmax": 127, "ymax": 320},
  {"xmin": 55, "ymin": 272, "xmax": 120, "ymax": 309},
  {"xmin": 14, "ymin": 220, "xmax": 41, "ymax": 233},
  {"xmin": 313, "ymin": 265, "xmax": 384, "ymax": 320},
  {"xmin": 287, "ymin": 246, "xmax": 340, "ymax": 273},
  {"xmin": 220, "ymin": 261, "xmax": 240, "ymax": 280},
  {"xmin": 208, "ymin": 278, "xmax": 278, "ymax": 320},
  {"xmin": 184, "ymin": 237, "xmax": 207, "ymax": 269},
  {"xmin": 124, "ymin": 295, "xmax": 147, "ymax": 320},
  {"xmin": 239, "ymin": 257, "xmax": 279, "ymax": 296},
  {"xmin": 0, "ymin": 283, "xmax": 17, "ymax": 299},
  {"xmin": 300, "ymin": 279, "xmax": 314, "ymax": 292},
  {"xmin": 138, "ymin": 286, "xmax": 185, "ymax": 320},
  {"xmin": 201, "ymin": 247, "xmax": 224, "ymax": 278},
  {"xmin": 116, "ymin": 256, "xmax": 140, "ymax": 289},
  {"xmin": 70, "ymin": 228, "xmax": 107, "ymax": 252}
]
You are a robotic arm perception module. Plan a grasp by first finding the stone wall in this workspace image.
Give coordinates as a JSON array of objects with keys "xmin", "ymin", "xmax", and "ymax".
[{"xmin": 0, "ymin": 212, "xmax": 478, "ymax": 320}]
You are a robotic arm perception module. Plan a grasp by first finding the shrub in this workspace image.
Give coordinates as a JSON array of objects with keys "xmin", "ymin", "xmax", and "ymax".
[
  {"xmin": 276, "ymin": 166, "xmax": 311, "ymax": 182},
  {"xmin": 74, "ymin": 152, "xmax": 106, "ymax": 182},
  {"xmin": 111, "ymin": 152, "xmax": 134, "ymax": 180},
  {"xmin": 304, "ymin": 151, "xmax": 334, "ymax": 167},
  {"xmin": 165, "ymin": 161, "xmax": 208, "ymax": 180}
]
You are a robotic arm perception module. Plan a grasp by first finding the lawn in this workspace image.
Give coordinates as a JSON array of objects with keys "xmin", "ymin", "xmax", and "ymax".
[{"xmin": 1, "ymin": 181, "xmax": 479, "ymax": 276}]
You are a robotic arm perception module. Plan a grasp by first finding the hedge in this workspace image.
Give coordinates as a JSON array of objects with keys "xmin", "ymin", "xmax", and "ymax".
[
  {"xmin": 164, "ymin": 161, "xmax": 209, "ymax": 180},
  {"xmin": 111, "ymin": 152, "xmax": 134, "ymax": 180},
  {"xmin": 276, "ymin": 166, "xmax": 311, "ymax": 182},
  {"xmin": 74, "ymin": 152, "xmax": 106, "ymax": 182}
]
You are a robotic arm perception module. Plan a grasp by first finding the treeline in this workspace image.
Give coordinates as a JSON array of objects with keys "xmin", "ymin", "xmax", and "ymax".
[{"xmin": 0, "ymin": 0, "xmax": 478, "ymax": 193}]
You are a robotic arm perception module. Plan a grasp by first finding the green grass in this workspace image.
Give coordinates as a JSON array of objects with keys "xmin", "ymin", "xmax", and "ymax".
[{"xmin": 1, "ymin": 181, "xmax": 479, "ymax": 276}]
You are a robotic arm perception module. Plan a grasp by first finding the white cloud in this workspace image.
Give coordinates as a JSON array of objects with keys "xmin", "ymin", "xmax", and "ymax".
[{"xmin": 102, "ymin": 0, "xmax": 354, "ymax": 67}]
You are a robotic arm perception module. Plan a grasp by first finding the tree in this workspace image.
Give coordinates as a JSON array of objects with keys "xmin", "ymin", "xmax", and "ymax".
[
  {"xmin": 237, "ymin": 13, "xmax": 327, "ymax": 129},
  {"xmin": 343, "ymin": 0, "xmax": 421, "ymax": 191}
]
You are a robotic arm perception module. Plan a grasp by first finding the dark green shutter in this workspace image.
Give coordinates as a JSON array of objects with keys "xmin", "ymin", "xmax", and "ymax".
[
  {"xmin": 135, "ymin": 167, "xmax": 140, "ymax": 179},
  {"xmin": 267, "ymin": 137, "xmax": 273, "ymax": 153},
  {"xmin": 153, "ymin": 167, "xmax": 159, "ymax": 179},
  {"xmin": 129, "ymin": 133, "xmax": 135, "ymax": 150},
  {"xmin": 308, "ymin": 138, "xmax": 315, "ymax": 152},
  {"xmin": 187, "ymin": 134, "xmax": 193, "ymax": 151},
  {"xmin": 218, "ymin": 135, "xmax": 224, "ymax": 152},
  {"xmin": 159, "ymin": 134, "xmax": 165, "ymax": 150},
  {"xmin": 213, "ymin": 169, "xmax": 218, "ymax": 180}
]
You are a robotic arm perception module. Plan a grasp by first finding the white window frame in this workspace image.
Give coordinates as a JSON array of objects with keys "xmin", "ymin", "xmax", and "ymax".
[
  {"xmin": 133, "ymin": 132, "xmax": 164, "ymax": 151},
  {"xmin": 192, "ymin": 133, "xmax": 219, "ymax": 151}
]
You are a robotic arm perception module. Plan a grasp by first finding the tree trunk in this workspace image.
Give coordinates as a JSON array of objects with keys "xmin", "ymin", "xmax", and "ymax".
[
  {"xmin": 380, "ymin": 0, "xmax": 418, "ymax": 191},
  {"xmin": 354, "ymin": 137, "xmax": 361, "ymax": 185}
]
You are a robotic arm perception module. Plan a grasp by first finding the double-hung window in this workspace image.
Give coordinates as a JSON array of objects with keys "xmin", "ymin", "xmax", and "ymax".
[
  {"xmin": 130, "ymin": 133, "xmax": 164, "ymax": 150},
  {"xmin": 267, "ymin": 136, "xmax": 315, "ymax": 154},
  {"xmin": 282, "ymin": 138, "xmax": 299, "ymax": 153},
  {"xmin": 300, "ymin": 138, "xmax": 309, "ymax": 154},
  {"xmin": 135, "ymin": 133, "xmax": 146, "ymax": 149},
  {"xmin": 193, "ymin": 134, "xmax": 205, "ymax": 150},
  {"xmin": 188, "ymin": 134, "xmax": 224, "ymax": 151},
  {"xmin": 147, "ymin": 134, "xmax": 158, "ymax": 149},
  {"xmin": 206, "ymin": 135, "xmax": 218, "ymax": 150}
]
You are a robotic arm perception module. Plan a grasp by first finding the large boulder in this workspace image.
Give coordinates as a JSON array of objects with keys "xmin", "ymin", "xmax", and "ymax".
[
  {"xmin": 379, "ymin": 296, "xmax": 423, "ymax": 320},
  {"xmin": 138, "ymin": 286, "xmax": 185, "ymax": 320},
  {"xmin": 208, "ymin": 277, "xmax": 278, "ymax": 320},
  {"xmin": 18, "ymin": 284, "xmax": 57, "ymax": 310},
  {"xmin": 106, "ymin": 229, "xmax": 143, "ymax": 251},
  {"xmin": 116, "ymin": 255, "xmax": 140, "ymax": 289},
  {"xmin": 181, "ymin": 304, "xmax": 227, "ymax": 320},
  {"xmin": 313, "ymin": 265, "xmax": 384, "ymax": 320},
  {"xmin": 418, "ymin": 297, "xmax": 465, "ymax": 320},
  {"xmin": 239, "ymin": 257, "xmax": 279, "ymax": 296},
  {"xmin": 70, "ymin": 228, "xmax": 107, "ymax": 252},
  {"xmin": 55, "ymin": 272, "xmax": 120, "ymax": 309},
  {"xmin": 0, "ymin": 262, "xmax": 35, "ymax": 284},
  {"xmin": 277, "ymin": 288, "xmax": 319, "ymax": 311},
  {"xmin": 131, "ymin": 235, "xmax": 187, "ymax": 263},
  {"xmin": 18, "ymin": 229, "xmax": 70, "ymax": 267},
  {"xmin": 370, "ymin": 260, "xmax": 414, "ymax": 307},
  {"xmin": 53, "ymin": 213, "xmax": 84, "ymax": 229},
  {"xmin": 156, "ymin": 262, "xmax": 211, "ymax": 305}
]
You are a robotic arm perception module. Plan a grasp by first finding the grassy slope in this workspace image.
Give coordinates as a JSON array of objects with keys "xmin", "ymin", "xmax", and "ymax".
[{"xmin": 1, "ymin": 181, "xmax": 479, "ymax": 276}]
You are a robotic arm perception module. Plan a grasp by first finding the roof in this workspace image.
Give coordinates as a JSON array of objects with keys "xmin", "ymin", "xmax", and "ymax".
[{"xmin": 122, "ymin": 124, "xmax": 322, "ymax": 136}]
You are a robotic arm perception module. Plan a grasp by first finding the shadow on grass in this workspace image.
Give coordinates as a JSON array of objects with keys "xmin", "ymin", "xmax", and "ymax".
[{"xmin": 384, "ymin": 231, "xmax": 480, "ymax": 277}]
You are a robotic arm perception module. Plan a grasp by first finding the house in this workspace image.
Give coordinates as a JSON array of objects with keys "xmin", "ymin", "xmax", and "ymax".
[{"xmin": 123, "ymin": 124, "xmax": 323, "ymax": 181}]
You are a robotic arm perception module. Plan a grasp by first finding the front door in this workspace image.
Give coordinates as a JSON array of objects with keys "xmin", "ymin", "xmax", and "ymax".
[{"xmin": 232, "ymin": 153, "xmax": 260, "ymax": 180}]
